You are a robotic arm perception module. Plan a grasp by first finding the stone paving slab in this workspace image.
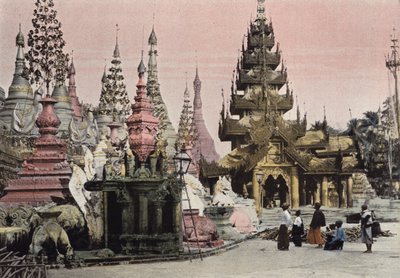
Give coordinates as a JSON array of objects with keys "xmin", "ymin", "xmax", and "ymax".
[{"xmin": 48, "ymin": 222, "xmax": 400, "ymax": 278}]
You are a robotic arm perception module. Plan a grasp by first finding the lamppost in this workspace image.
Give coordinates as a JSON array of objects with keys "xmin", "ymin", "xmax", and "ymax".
[
  {"xmin": 173, "ymin": 145, "xmax": 192, "ymax": 254},
  {"xmin": 173, "ymin": 146, "xmax": 192, "ymax": 178},
  {"xmin": 256, "ymin": 172, "xmax": 265, "ymax": 211}
]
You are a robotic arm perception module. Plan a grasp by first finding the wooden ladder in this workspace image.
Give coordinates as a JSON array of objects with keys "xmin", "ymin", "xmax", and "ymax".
[{"xmin": 181, "ymin": 180, "xmax": 203, "ymax": 262}]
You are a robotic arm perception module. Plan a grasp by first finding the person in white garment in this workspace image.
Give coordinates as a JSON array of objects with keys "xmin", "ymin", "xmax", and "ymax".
[{"xmin": 277, "ymin": 203, "xmax": 292, "ymax": 250}]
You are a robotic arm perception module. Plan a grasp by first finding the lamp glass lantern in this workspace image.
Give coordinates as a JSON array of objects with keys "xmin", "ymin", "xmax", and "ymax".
[{"xmin": 173, "ymin": 147, "xmax": 192, "ymax": 176}]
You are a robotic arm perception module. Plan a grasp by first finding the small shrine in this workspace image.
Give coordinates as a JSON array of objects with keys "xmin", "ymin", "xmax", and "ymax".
[
  {"xmin": 85, "ymin": 56, "xmax": 181, "ymax": 255},
  {"xmin": 1, "ymin": 94, "xmax": 72, "ymax": 205}
]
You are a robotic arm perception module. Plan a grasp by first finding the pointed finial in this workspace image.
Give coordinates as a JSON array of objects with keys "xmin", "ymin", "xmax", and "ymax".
[
  {"xmin": 349, "ymin": 108, "xmax": 352, "ymax": 119},
  {"xmin": 142, "ymin": 25, "xmax": 145, "ymax": 52},
  {"xmin": 68, "ymin": 50, "xmax": 76, "ymax": 76},
  {"xmin": 113, "ymin": 24, "xmax": 120, "ymax": 58},
  {"xmin": 102, "ymin": 58, "xmax": 108, "ymax": 83},
  {"xmin": 138, "ymin": 50, "xmax": 146, "ymax": 74},
  {"xmin": 16, "ymin": 23, "xmax": 24, "ymax": 47},
  {"xmin": 323, "ymin": 105, "xmax": 326, "ymax": 121},
  {"xmin": 185, "ymin": 71, "xmax": 188, "ymax": 89}
]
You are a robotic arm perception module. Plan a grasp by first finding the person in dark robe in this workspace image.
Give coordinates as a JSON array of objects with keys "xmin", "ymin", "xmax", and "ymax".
[
  {"xmin": 292, "ymin": 210, "xmax": 304, "ymax": 247},
  {"xmin": 307, "ymin": 202, "xmax": 326, "ymax": 248},
  {"xmin": 277, "ymin": 203, "xmax": 292, "ymax": 250}
]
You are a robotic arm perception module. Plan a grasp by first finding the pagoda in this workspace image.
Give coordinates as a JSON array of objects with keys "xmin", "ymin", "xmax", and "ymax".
[
  {"xmin": 68, "ymin": 55, "xmax": 83, "ymax": 119},
  {"xmin": 218, "ymin": 0, "xmax": 362, "ymax": 212},
  {"xmin": 191, "ymin": 66, "xmax": 220, "ymax": 163},
  {"xmin": 177, "ymin": 81, "xmax": 199, "ymax": 177},
  {"xmin": 146, "ymin": 26, "xmax": 177, "ymax": 158},
  {"xmin": 0, "ymin": 26, "xmax": 34, "ymax": 131},
  {"xmin": 67, "ymin": 57, "xmax": 98, "ymax": 149},
  {"xmin": 96, "ymin": 26, "xmax": 130, "ymax": 133}
]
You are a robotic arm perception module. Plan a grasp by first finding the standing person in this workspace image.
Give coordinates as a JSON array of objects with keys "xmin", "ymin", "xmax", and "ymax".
[
  {"xmin": 361, "ymin": 204, "xmax": 373, "ymax": 253},
  {"xmin": 307, "ymin": 202, "xmax": 326, "ymax": 248},
  {"xmin": 292, "ymin": 210, "xmax": 304, "ymax": 247},
  {"xmin": 277, "ymin": 203, "xmax": 292, "ymax": 250}
]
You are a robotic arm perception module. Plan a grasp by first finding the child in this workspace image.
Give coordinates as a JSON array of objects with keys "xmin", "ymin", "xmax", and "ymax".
[
  {"xmin": 292, "ymin": 210, "xmax": 304, "ymax": 247},
  {"xmin": 324, "ymin": 220, "xmax": 346, "ymax": 250}
]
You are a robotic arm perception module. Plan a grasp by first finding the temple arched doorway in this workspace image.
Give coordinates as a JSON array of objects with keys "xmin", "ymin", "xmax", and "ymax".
[{"xmin": 262, "ymin": 174, "xmax": 289, "ymax": 208}]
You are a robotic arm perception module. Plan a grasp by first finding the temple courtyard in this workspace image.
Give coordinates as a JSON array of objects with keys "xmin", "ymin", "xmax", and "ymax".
[{"xmin": 49, "ymin": 204, "xmax": 400, "ymax": 278}]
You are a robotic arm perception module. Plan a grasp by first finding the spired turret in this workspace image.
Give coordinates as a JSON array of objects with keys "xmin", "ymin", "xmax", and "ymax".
[
  {"xmin": 177, "ymin": 81, "xmax": 199, "ymax": 177},
  {"xmin": 146, "ymin": 26, "xmax": 177, "ymax": 158},
  {"xmin": 191, "ymin": 66, "xmax": 220, "ymax": 163},
  {"xmin": 0, "ymin": 25, "xmax": 34, "ymax": 130},
  {"xmin": 68, "ymin": 56, "xmax": 83, "ymax": 119},
  {"xmin": 96, "ymin": 25, "xmax": 131, "ymax": 133}
]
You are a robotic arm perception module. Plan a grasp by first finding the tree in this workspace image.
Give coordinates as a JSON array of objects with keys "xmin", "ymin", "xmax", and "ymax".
[{"xmin": 25, "ymin": 0, "xmax": 68, "ymax": 95}]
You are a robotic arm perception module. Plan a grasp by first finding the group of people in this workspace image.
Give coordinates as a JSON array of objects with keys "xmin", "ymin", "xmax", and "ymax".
[{"xmin": 277, "ymin": 202, "xmax": 374, "ymax": 253}]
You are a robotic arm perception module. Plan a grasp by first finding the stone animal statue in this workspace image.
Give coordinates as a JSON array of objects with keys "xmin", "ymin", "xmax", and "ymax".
[
  {"xmin": 29, "ymin": 211, "xmax": 73, "ymax": 264},
  {"xmin": 212, "ymin": 176, "xmax": 236, "ymax": 206},
  {"xmin": 183, "ymin": 174, "xmax": 207, "ymax": 216}
]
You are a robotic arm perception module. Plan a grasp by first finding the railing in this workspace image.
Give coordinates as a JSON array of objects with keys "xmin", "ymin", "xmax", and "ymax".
[
  {"xmin": 0, "ymin": 263, "xmax": 47, "ymax": 278},
  {"xmin": 0, "ymin": 247, "xmax": 47, "ymax": 278}
]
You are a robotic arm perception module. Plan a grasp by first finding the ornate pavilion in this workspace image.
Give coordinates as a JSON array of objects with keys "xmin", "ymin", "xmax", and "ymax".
[{"xmin": 218, "ymin": 0, "xmax": 362, "ymax": 214}]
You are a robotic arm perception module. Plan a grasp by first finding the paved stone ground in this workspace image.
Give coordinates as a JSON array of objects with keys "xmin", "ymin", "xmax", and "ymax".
[{"xmin": 49, "ymin": 202, "xmax": 400, "ymax": 278}]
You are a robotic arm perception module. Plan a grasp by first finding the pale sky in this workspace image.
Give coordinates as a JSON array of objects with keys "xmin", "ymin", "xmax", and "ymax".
[{"xmin": 0, "ymin": 0, "xmax": 399, "ymax": 156}]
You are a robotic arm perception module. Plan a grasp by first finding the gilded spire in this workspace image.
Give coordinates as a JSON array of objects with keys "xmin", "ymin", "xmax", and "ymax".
[
  {"xmin": 146, "ymin": 23, "xmax": 178, "ymax": 159},
  {"xmin": 101, "ymin": 60, "xmax": 107, "ymax": 83},
  {"xmin": 113, "ymin": 24, "xmax": 120, "ymax": 58},
  {"xmin": 192, "ymin": 65, "xmax": 220, "ymax": 162},
  {"xmin": 68, "ymin": 52, "xmax": 76, "ymax": 89},
  {"xmin": 193, "ymin": 62, "xmax": 201, "ymax": 94},
  {"xmin": 138, "ymin": 50, "xmax": 146, "ymax": 75},
  {"xmin": 16, "ymin": 23, "xmax": 24, "ymax": 47},
  {"xmin": 148, "ymin": 25, "xmax": 157, "ymax": 45},
  {"xmin": 256, "ymin": 0, "xmax": 266, "ymax": 20}
]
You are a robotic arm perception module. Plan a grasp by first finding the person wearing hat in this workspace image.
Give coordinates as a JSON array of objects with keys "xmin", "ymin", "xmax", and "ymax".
[
  {"xmin": 307, "ymin": 202, "xmax": 326, "ymax": 248},
  {"xmin": 277, "ymin": 203, "xmax": 292, "ymax": 250},
  {"xmin": 324, "ymin": 220, "xmax": 346, "ymax": 250}
]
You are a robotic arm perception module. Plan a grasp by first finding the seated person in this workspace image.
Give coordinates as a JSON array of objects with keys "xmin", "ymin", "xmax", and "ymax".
[{"xmin": 324, "ymin": 220, "xmax": 346, "ymax": 250}]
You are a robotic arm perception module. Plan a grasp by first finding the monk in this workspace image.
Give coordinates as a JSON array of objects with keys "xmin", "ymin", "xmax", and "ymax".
[{"xmin": 307, "ymin": 202, "xmax": 326, "ymax": 248}]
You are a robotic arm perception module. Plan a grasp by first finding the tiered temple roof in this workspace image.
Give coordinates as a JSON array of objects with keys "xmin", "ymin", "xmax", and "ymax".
[{"xmin": 219, "ymin": 0, "xmax": 305, "ymax": 150}]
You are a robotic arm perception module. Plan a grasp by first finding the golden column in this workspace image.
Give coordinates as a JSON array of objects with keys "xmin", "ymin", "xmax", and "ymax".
[
  {"xmin": 322, "ymin": 176, "xmax": 329, "ymax": 206},
  {"xmin": 290, "ymin": 167, "xmax": 299, "ymax": 208},
  {"xmin": 347, "ymin": 176, "xmax": 353, "ymax": 207},
  {"xmin": 252, "ymin": 170, "xmax": 261, "ymax": 216},
  {"xmin": 342, "ymin": 180, "xmax": 347, "ymax": 208},
  {"xmin": 314, "ymin": 181, "xmax": 321, "ymax": 204}
]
